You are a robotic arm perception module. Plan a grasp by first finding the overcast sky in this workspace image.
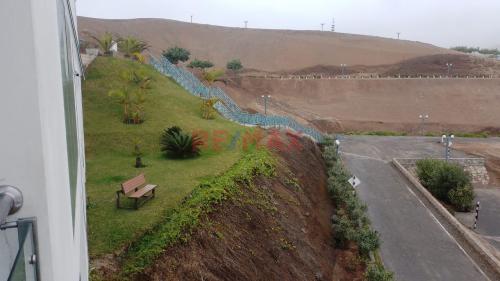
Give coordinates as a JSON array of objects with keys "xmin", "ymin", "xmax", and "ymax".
[{"xmin": 77, "ymin": 0, "xmax": 500, "ymax": 49}]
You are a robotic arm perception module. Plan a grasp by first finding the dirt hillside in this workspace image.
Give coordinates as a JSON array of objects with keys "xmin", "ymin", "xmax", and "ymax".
[
  {"xmin": 220, "ymin": 77, "xmax": 500, "ymax": 133},
  {"xmin": 78, "ymin": 16, "xmax": 454, "ymax": 72},
  {"xmin": 136, "ymin": 137, "xmax": 365, "ymax": 281}
]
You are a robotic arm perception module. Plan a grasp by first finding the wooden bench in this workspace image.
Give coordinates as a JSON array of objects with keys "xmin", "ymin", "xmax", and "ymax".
[{"xmin": 116, "ymin": 174, "xmax": 157, "ymax": 209}]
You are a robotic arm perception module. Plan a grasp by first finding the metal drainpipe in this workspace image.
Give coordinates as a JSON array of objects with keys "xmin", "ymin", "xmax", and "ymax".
[{"xmin": 0, "ymin": 185, "xmax": 23, "ymax": 226}]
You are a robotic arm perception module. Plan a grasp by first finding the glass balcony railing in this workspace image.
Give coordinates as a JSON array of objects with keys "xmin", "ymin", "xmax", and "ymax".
[{"xmin": 1, "ymin": 218, "xmax": 39, "ymax": 281}]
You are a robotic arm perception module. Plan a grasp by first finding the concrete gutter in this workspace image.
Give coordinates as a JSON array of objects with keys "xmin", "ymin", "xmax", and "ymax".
[{"xmin": 393, "ymin": 158, "xmax": 500, "ymax": 277}]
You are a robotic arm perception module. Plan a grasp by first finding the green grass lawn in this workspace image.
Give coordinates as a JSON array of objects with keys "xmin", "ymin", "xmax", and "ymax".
[{"xmin": 83, "ymin": 57, "xmax": 249, "ymax": 257}]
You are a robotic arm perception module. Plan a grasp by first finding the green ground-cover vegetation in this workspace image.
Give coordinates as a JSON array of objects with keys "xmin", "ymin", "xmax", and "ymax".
[
  {"xmin": 322, "ymin": 138, "xmax": 394, "ymax": 281},
  {"xmin": 83, "ymin": 56, "xmax": 253, "ymax": 257},
  {"xmin": 120, "ymin": 148, "xmax": 275, "ymax": 279}
]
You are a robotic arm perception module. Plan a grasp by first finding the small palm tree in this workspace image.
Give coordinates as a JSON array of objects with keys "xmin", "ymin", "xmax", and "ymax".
[
  {"xmin": 118, "ymin": 36, "xmax": 149, "ymax": 58},
  {"xmin": 201, "ymin": 98, "xmax": 219, "ymax": 119},
  {"xmin": 130, "ymin": 71, "xmax": 152, "ymax": 90},
  {"xmin": 91, "ymin": 32, "xmax": 114, "ymax": 56},
  {"xmin": 160, "ymin": 127, "xmax": 203, "ymax": 158},
  {"xmin": 132, "ymin": 91, "xmax": 146, "ymax": 124},
  {"xmin": 200, "ymin": 69, "xmax": 225, "ymax": 119},
  {"xmin": 108, "ymin": 89, "xmax": 133, "ymax": 122}
]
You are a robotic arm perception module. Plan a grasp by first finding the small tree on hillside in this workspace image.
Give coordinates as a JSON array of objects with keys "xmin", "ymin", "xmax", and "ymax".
[
  {"xmin": 118, "ymin": 36, "xmax": 149, "ymax": 58},
  {"xmin": 226, "ymin": 59, "xmax": 243, "ymax": 71},
  {"xmin": 91, "ymin": 32, "xmax": 114, "ymax": 56},
  {"xmin": 201, "ymin": 69, "xmax": 225, "ymax": 119},
  {"xmin": 162, "ymin": 47, "xmax": 190, "ymax": 64},
  {"xmin": 188, "ymin": 59, "xmax": 214, "ymax": 70}
]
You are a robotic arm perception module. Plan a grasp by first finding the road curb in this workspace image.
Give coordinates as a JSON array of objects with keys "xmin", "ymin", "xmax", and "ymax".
[{"xmin": 392, "ymin": 158, "xmax": 500, "ymax": 278}]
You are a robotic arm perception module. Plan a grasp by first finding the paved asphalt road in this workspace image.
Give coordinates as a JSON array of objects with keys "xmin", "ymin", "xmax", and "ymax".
[
  {"xmin": 475, "ymin": 189, "xmax": 500, "ymax": 249},
  {"xmin": 340, "ymin": 136, "xmax": 489, "ymax": 281}
]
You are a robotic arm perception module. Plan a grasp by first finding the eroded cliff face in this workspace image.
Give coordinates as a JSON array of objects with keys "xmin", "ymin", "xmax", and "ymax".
[{"xmin": 137, "ymin": 137, "xmax": 365, "ymax": 281}]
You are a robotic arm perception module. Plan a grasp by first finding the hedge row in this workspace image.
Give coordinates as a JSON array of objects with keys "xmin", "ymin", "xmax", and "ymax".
[{"xmin": 322, "ymin": 138, "xmax": 394, "ymax": 281}]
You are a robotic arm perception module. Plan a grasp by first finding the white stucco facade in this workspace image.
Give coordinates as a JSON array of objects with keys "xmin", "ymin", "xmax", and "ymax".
[{"xmin": 0, "ymin": 0, "xmax": 88, "ymax": 280}]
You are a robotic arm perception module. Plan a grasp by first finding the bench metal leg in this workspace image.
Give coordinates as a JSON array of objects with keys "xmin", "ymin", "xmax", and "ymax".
[
  {"xmin": 134, "ymin": 198, "xmax": 139, "ymax": 210},
  {"xmin": 116, "ymin": 191, "xmax": 121, "ymax": 209}
]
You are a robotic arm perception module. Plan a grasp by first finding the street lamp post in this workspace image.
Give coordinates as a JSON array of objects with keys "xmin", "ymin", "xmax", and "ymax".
[
  {"xmin": 340, "ymin": 64, "xmax": 346, "ymax": 76},
  {"xmin": 419, "ymin": 114, "xmax": 429, "ymax": 136},
  {"xmin": 442, "ymin": 134, "xmax": 454, "ymax": 161},
  {"xmin": 261, "ymin": 95, "xmax": 271, "ymax": 115},
  {"xmin": 446, "ymin": 63, "xmax": 453, "ymax": 77}
]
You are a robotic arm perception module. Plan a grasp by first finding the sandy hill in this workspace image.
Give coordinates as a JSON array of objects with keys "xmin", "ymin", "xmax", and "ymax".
[{"xmin": 78, "ymin": 16, "xmax": 454, "ymax": 72}]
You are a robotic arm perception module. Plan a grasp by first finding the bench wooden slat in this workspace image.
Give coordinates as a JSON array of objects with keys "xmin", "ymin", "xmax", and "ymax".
[
  {"xmin": 121, "ymin": 174, "xmax": 146, "ymax": 194},
  {"xmin": 128, "ymin": 184, "xmax": 157, "ymax": 198}
]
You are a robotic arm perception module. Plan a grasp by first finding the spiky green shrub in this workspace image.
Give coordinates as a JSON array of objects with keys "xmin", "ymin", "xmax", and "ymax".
[
  {"xmin": 162, "ymin": 47, "xmax": 190, "ymax": 64},
  {"xmin": 160, "ymin": 126, "xmax": 203, "ymax": 158}
]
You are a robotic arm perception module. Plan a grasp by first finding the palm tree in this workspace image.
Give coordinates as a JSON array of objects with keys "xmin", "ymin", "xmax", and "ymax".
[
  {"xmin": 118, "ymin": 36, "xmax": 149, "ymax": 58},
  {"xmin": 201, "ymin": 69, "xmax": 225, "ymax": 119},
  {"xmin": 90, "ymin": 32, "xmax": 114, "ymax": 56},
  {"xmin": 108, "ymin": 89, "xmax": 133, "ymax": 122}
]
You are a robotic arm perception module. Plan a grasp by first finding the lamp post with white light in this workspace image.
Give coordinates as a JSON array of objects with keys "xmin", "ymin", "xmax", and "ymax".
[
  {"xmin": 340, "ymin": 64, "xmax": 347, "ymax": 76},
  {"xmin": 261, "ymin": 95, "xmax": 271, "ymax": 115},
  {"xmin": 419, "ymin": 114, "xmax": 429, "ymax": 136},
  {"xmin": 442, "ymin": 134, "xmax": 454, "ymax": 161},
  {"xmin": 446, "ymin": 63, "xmax": 453, "ymax": 77}
]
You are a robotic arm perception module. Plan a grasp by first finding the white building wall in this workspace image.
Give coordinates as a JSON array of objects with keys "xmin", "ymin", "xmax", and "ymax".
[{"xmin": 0, "ymin": 0, "xmax": 88, "ymax": 280}]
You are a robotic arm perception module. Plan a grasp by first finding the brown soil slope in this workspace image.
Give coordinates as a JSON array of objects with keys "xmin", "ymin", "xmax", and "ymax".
[
  {"xmin": 221, "ymin": 77, "xmax": 500, "ymax": 133},
  {"xmin": 137, "ymin": 138, "xmax": 364, "ymax": 281},
  {"xmin": 78, "ymin": 17, "xmax": 454, "ymax": 72}
]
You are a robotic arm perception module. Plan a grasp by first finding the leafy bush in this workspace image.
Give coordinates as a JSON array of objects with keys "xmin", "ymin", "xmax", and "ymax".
[
  {"xmin": 332, "ymin": 210, "xmax": 357, "ymax": 248},
  {"xmin": 448, "ymin": 185, "xmax": 475, "ymax": 211},
  {"xmin": 226, "ymin": 59, "xmax": 243, "ymax": 71},
  {"xmin": 416, "ymin": 159, "xmax": 443, "ymax": 190},
  {"xmin": 433, "ymin": 163, "xmax": 471, "ymax": 200},
  {"xmin": 365, "ymin": 263, "xmax": 395, "ymax": 281},
  {"xmin": 357, "ymin": 227, "xmax": 380, "ymax": 257},
  {"xmin": 203, "ymin": 69, "xmax": 225, "ymax": 85},
  {"xmin": 188, "ymin": 59, "xmax": 214, "ymax": 69},
  {"xmin": 416, "ymin": 159, "xmax": 474, "ymax": 211},
  {"xmin": 160, "ymin": 126, "xmax": 203, "ymax": 158},
  {"xmin": 162, "ymin": 47, "xmax": 190, "ymax": 64}
]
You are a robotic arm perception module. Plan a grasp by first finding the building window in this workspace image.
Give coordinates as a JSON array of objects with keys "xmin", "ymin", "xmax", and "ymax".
[{"xmin": 57, "ymin": 0, "xmax": 78, "ymax": 226}]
